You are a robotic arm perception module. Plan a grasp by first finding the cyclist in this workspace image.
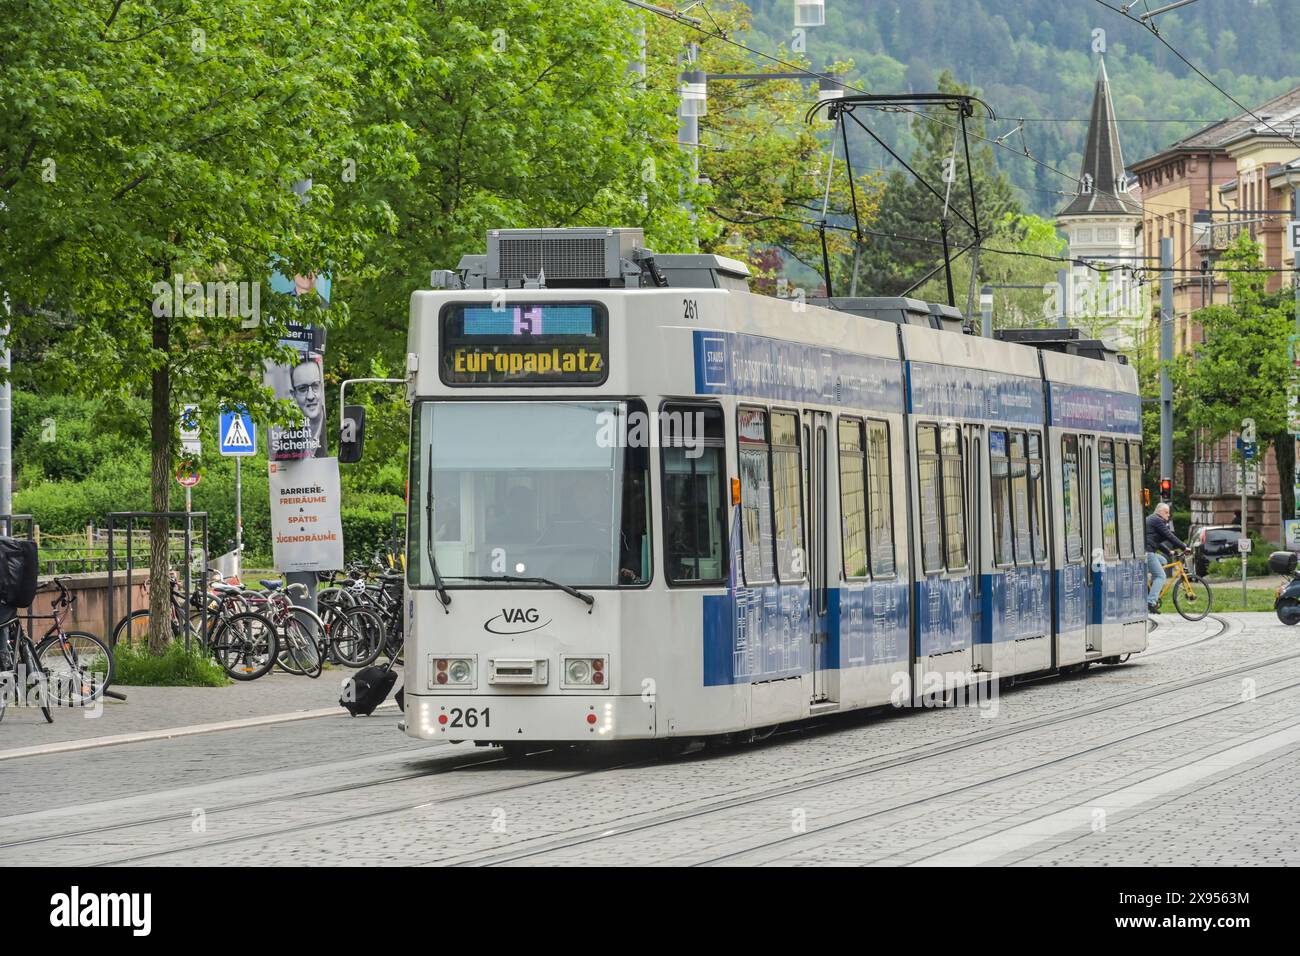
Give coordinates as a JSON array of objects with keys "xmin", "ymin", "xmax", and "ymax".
[{"xmin": 1145, "ymin": 501, "xmax": 1187, "ymax": 614}]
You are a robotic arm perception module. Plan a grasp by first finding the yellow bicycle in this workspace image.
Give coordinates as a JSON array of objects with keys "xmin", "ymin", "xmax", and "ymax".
[{"xmin": 1153, "ymin": 548, "xmax": 1213, "ymax": 621}]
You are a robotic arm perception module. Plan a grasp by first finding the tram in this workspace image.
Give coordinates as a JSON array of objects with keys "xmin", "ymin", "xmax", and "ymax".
[{"xmin": 392, "ymin": 227, "xmax": 1147, "ymax": 747}]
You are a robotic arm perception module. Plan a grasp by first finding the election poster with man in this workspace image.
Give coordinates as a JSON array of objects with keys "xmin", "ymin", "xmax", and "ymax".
[{"xmin": 263, "ymin": 323, "xmax": 326, "ymax": 460}]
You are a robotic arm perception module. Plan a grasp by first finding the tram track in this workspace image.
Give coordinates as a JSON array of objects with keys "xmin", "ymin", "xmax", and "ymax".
[
  {"xmin": 689, "ymin": 679, "xmax": 1300, "ymax": 867},
  {"xmin": 25, "ymin": 632, "xmax": 1292, "ymax": 866},
  {"xmin": 449, "ymin": 651, "xmax": 1300, "ymax": 866}
]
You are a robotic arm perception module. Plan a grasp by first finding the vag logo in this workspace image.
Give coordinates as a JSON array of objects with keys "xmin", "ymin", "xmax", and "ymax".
[{"xmin": 484, "ymin": 608, "xmax": 551, "ymax": 634}]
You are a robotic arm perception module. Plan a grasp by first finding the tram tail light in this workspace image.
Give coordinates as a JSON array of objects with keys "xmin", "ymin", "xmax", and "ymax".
[{"xmin": 563, "ymin": 657, "xmax": 609, "ymax": 689}]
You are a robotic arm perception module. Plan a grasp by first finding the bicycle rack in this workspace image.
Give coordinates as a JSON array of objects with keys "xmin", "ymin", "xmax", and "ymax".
[{"xmin": 105, "ymin": 512, "xmax": 209, "ymax": 652}]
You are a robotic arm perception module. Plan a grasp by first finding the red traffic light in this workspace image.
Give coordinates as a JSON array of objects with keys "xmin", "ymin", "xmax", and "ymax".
[{"xmin": 1159, "ymin": 478, "xmax": 1172, "ymax": 501}]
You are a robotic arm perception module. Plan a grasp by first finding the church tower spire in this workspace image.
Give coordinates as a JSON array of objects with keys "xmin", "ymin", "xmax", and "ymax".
[{"xmin": 1058, "ymin": 59, "xmax": 1142, "ymax": 216}]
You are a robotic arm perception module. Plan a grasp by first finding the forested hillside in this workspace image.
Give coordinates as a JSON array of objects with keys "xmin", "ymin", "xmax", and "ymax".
[{"xmin": 746, "ymin": 0, "xmax": 1300, "ymax": 213}]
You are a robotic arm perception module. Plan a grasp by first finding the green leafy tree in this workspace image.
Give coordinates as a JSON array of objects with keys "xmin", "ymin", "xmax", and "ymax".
[
  {"xmin": 1, "ymin": 0, "xmax": 413, "ymax": 651},
  {"xmin": 660, "ymin": 0, "xmax": 883, "ymax": 293},
  {"xmin": 1175, "ymin": 233, "xmax": 1294, "ymax": 520}
]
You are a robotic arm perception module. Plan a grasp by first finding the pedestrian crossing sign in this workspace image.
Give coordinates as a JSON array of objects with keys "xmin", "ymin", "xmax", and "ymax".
[{"xmin": 219, "ymin": 407, "xmax": 257, "ymax": 456}]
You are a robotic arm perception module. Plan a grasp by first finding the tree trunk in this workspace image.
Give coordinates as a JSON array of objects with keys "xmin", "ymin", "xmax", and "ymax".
[
  {"xmin": 148, "ymin": 287, "xmax": 172, "ymax": 656},
  {"xmin": 1272, "ymin": 431, "xmax": 1295, "ymax": 523}
]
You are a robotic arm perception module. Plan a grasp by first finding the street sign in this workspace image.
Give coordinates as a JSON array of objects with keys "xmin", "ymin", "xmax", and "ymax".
[
  {"xmin": 219, "ymin": 407, "xmax": 257, "ymax": 457},
  {"xmin": 176, "ymin": 464, "xmax": 201, "ymax": 488},
  {"xmin": 1287, "ymin": 220, "xmax": 1300, "ymax": 256},
  {"xmin": 1236, "ymin": 436, "xmax": 1256, "ymax": 460},
  {"xmin": 1237, "ymin": 537, "xmax": 1252, "ymax": 554},
  {"xmin": 179, "ymin": 403, "xmax": 202, "ymax": 456}
]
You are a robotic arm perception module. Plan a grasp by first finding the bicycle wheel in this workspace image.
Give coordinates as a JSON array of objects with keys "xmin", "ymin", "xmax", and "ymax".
[
  {"xmin": 332, "ymin": 606, "xmax": 387, "ymax": 668},
  {"xmin": 1173, "ymin": 574, "xmax": 1213, "ymax": 621},
  {"xmin": 112, "ymin": 608, "xmax": 175, "ymax": 649},
  {"xmin": 36, "ymin": 631, "xmax": 114, "ymax": 706},
  {"xmin": 209, "ymin": 612, "xmax": 278, "ymax": 680},
  {"xmin": 281, "ymin": 613, "xmax": 325, "ymax": 678},
  {"xmin": 19, "ymin": 638, "xmax": 53, "ymax": 723}
]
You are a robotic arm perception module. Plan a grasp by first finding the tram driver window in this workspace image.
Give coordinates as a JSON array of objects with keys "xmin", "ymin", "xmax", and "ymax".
[
  {"xmin": 738, "ymin": 407, "xmax": 775, "ymax": 584},
  {"xmin": 662, "ymin": 404, "xmax": 726, "ymax": 585}
]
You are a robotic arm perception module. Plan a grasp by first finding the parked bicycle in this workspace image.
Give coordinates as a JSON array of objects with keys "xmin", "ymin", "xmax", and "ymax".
[
  {"xmin": 111, "ymin": 573, "xmax": 279, "ymax": 680},
  {"xmin": 1, "ymin": 578, "xmax": 114, "ymax": 719}
]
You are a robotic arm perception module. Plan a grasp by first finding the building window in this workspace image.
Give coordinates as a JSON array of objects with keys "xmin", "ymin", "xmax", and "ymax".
[
  {"xmin": 1097, "ymin": 227, "xmax": 1117, "ymax": 243},
  {"xmin": 1076, "ymin": 228, "xmax": 1094, "ymax": 242}
]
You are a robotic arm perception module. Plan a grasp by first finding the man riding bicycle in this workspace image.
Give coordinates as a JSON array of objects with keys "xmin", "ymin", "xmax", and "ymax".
[{"xmin": 1145, "ymin": 502, "xmax": 1187, "ymax": 614}]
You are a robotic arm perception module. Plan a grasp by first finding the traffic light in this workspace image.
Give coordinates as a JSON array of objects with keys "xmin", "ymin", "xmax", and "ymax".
[{"xmin": 1159, "ymin": 477, "xmax": 1172, "ymax": 501}]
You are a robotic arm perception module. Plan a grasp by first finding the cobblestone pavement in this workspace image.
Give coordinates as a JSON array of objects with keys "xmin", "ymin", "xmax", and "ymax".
[{"xmin": 1, "ymin": 612, "xmax": 1297, "ymax": 866}]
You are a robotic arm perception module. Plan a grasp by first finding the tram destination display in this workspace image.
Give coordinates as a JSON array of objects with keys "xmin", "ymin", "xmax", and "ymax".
[{"xmin": 440, "ymin": 302, "xmax": 607, "ymax": 385}]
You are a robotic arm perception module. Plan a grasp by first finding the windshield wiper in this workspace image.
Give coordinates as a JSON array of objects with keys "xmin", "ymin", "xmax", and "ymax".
[
  {"xmin": 425, "ymin": 451, "xmax": 451, "ymax": 612},
  {"xmin": 450, "ymin": 575, "xmax": 595, "ymax": 612}
]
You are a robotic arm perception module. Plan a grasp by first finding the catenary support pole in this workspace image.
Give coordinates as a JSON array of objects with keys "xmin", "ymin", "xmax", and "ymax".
[{"xmin": 1160, "ymin": 237, "xmax": 1174, "ymax": 492}]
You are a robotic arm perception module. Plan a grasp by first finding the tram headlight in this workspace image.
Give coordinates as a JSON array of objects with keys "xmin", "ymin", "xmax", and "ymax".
[
  {"xmin": 566, "ymin": 659, "xmax": 591, "ymax": 684},
  {"xmin": 429, "ymin": 655, "xmax": 476, "ymax": 689},
  {"xmin": 448, "ymin": 659, "xmax": 473, "ymax": 684},
  {"xmin": 562, "ymin": 657, "xmax": 609, "ymax": 689}
]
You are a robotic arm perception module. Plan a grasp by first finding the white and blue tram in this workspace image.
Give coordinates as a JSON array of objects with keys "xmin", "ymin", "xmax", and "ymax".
[{"xmin": 397, "ymin": 227, "xmax": 1148, "ymax": 746}]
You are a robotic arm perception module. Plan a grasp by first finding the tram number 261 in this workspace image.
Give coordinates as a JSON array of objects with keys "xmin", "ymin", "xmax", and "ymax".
[
  {"xmin": 683, "ymin": 299, "xmax": 699, "ymax": 321},
  {"xmin": 446, "ymin": 707, "xmax": 489, "ymax": 728}
]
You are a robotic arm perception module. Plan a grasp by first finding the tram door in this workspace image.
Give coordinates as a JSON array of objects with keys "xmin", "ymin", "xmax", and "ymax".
[
  {"xmin": 965, "ymin": 425, "xmax": 985, "ymax": 659},
  {"xmin": 1080, "ymin": 435, "xmax": 1099, "ymax": 652},
  {"xmin": 804, "ymin": 411, "xmax": 833, "ymax": 703}
]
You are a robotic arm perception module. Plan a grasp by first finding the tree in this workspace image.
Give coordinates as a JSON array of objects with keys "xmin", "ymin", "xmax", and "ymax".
[
  {"xmin": 1175, "ymin": 233, "xmax": 1294, "ymax": 520},
  {"xmin": 1, "ymin": 0, "xmax": 413, "ymax": 651},
  {"xmin": 664, "ymin": 0, "xmax": 883, "ymax": 293}
]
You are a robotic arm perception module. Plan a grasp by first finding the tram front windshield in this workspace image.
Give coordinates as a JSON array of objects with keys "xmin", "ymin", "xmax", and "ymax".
[{"xmin": 409, "ymin": 400, "xmax": 650, "ymax": 589}]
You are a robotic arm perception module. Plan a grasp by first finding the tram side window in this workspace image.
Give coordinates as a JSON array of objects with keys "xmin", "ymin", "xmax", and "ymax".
[
  {"xmin": 1115, "ymin": 442, "xmax": 1132, "ymax": 558},
  {"xmin": 1129, "ymin": 442, "xmax": 1145, "ymax": 554},
  {"xmin": 839, "ymin": 418, "xmax": 868, "ymax": 578},
  {"xmin": 770, "ymin": 411, "xmax": 805, "ymax": 581},
  {"xmin": 1099, "ymin": 439, "xmax": 1119, "ymax": 560},
  {"xmin": 990, "ymin": 429, "xmax": 1013, "ymax": 567},
  {"xmin": 1010, "ymin": 431, "xmax": 1032, "ymax": 566},
  {"xmin": 917, "ymin": 424, "xmax": 944, "ymax": 574},
  {"xmin": 1028, "ymin": 432, "xmax": 1047, "ymax": 563},
  {"xmin": 940, "ymin": 424, "xmax": 968, "ymax": 570},
  {"xmin": 1062, "ymin": 435, "xmax": 1084, "ymax": 562},
  {"xmin": 738, "ymin": 408, "xmax": 775, "ymax": 583},
  {"xmin": 866, "ymin": 420, "xmax": 896, "ymax": 577},
  {"xmin": 662, "ymin": 404, "xmax": 726, "ymax": 585}
]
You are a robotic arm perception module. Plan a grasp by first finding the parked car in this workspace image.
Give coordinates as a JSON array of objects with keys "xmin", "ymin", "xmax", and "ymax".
[{"xmin": 1189, "ymin": 524, "xmax": 1241, "ymax": 577}]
